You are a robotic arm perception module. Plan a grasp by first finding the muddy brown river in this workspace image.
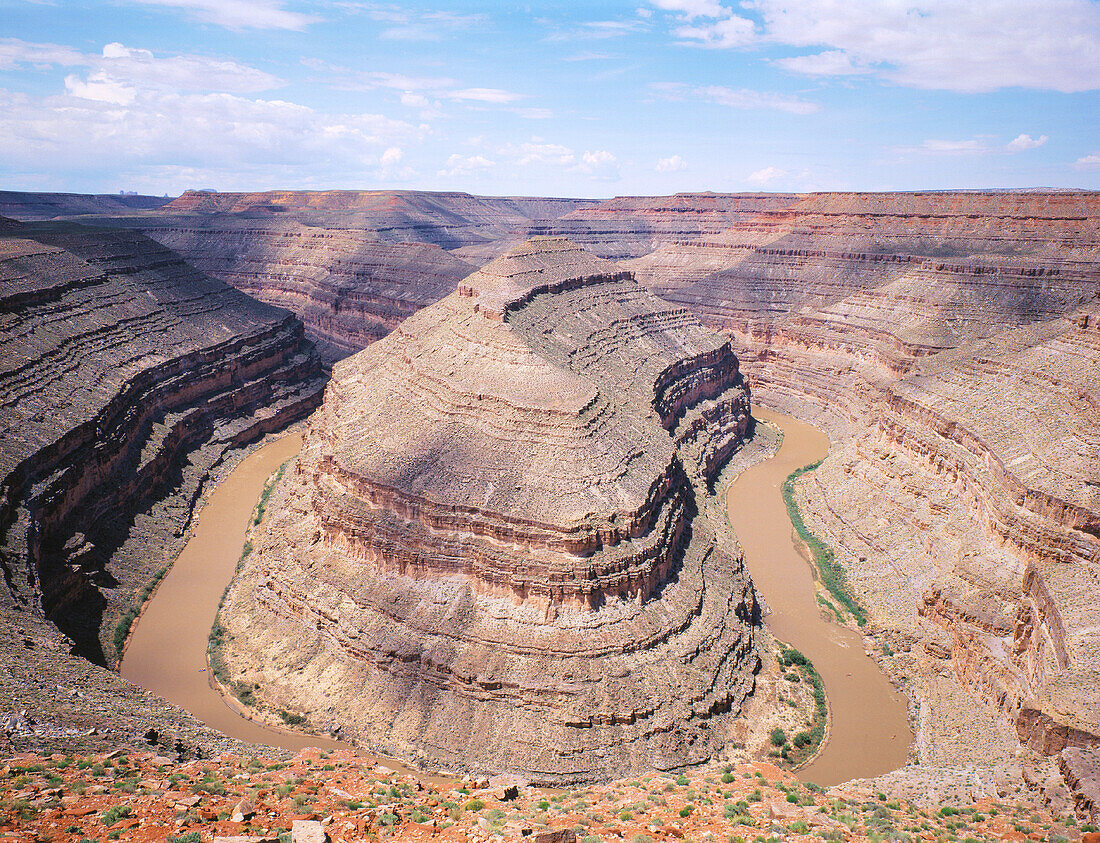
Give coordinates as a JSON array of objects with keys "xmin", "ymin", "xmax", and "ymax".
[
  {"xmin": 728, "ymin": 406, "xmax": 912, "ymax": 785},
  {"xmin": 120, "ymin": 434, "xmax": 346, "ymax": 752},
  {"xmin": 123, "ymin": 409, "xmax": 911, "ymax": 784}
]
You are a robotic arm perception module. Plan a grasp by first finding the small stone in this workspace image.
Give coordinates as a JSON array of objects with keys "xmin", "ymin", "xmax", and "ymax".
[{"xmin": 292, "ymin": 818, "xmax": 327, "ymax": 843}]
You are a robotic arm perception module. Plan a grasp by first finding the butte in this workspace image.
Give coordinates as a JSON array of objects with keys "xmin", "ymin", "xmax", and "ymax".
[{"xmin": 219, "ymin": 237, "xmax": 759, "ymax": 783}]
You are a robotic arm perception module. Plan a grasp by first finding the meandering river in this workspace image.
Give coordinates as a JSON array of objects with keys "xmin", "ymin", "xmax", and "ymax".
[
  {"xmin": 123, "ymin": 408, "xmax": 911, "ymax": 784},
  {"xmin": 120, "ymin": 433, "xmax": 346, "ymax": 752},
  {"xmin": 728, "ymin": 406, "xmax": 912, "ymax": 785}
]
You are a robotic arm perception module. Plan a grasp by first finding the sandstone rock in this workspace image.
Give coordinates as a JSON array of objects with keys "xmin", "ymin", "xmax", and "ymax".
[
  {"xmin": 652, "ymin": 191, "xmax": 1100, "ymax": 772},
  {"xmin": 291, "ymin": 819, "xmax": 326, "ymax": 843},
  {"xmin": 222, "ymin": 238, "xmax": 757, "ymax": 784},
  {"xmin": 1060, "ymin": 747, "xmax": 1100, "ymax": 820},
  {"xmin": 529, "ymin": 830, "xmax": 576, "ymax": 843},
  {"xmin": 231, "ymin": 796, "xmax": 254, "ymax": 822}
]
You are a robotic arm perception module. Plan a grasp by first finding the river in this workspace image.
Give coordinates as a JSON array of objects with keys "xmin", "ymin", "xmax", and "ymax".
[
  {"xmin": 122, "ymin": 409, "xmax": 911, "ymax": 784},
  {"xmin": 727, "ymin": 406, "xmax": 912, "ymax": 785}
]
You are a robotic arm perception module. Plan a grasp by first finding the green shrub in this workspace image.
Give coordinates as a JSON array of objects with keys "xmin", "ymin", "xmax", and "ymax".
[
  {"xmin": 464, "ymin": 798, "xmax": 485, "ymax": 812},
  {"xmin": 676, "ymin": 774, "xmax": 690, "ymax": 786},
  {"xmin": 100, "ymin": 805, "xmax": 132, "ymax": 825},
  {"xmin": 769, "ymin": 728, "xmax": 787, "ymax": 746},
  {"xmin": 679, "ymin": 804, "xmax": 694, "ymax": 818}
]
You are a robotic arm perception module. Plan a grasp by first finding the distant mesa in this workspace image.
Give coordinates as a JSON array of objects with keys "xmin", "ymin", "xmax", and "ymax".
[{"xmin": 220, "ymin": 237, "xmax": 759, "ymax": 783}]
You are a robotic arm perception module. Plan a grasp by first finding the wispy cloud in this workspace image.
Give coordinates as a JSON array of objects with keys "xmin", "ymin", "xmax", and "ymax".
[
  {"xmin": 903, "ymin": 134, "xmax": 1051, "ymax": 156},
  {"xmin": 652, "ymin": 81, "xmax": 820, "ymax": 114},
  {"xmin": 127, "ymin": 0, "xmax": 319, "ymax": 30}
]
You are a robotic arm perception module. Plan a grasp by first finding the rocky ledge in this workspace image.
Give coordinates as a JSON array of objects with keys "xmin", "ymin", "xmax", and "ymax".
[{"xmin": 220, "ymin": 238, "xmax": 757, "ymax": 784}]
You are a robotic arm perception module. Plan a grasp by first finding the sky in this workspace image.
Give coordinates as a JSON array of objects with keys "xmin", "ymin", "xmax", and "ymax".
[{"xmin": 1, "ymin": 0, "xmax": 1099, "ymax": 197}]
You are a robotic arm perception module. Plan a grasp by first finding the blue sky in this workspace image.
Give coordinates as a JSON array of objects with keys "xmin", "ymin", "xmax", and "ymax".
[{"xmin": 1, "ymin": 0, "xmax": 1099, "ymax": 196}]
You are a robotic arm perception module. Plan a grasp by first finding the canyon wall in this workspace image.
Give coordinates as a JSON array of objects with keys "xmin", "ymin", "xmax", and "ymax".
[
  {"xmin": 220, "ymin": 238, "xmax": 758, "ymax": 784},
  {"xmin": 0, "ymin": 191, "xmax": 171, "ymax": 220},
  {"xmin": 0, "ymin": 218, "xmax": 326, "ymax": 672},
  {"xmin": 525, "ymin": 193, "xmax": 804, "ymax": 260},
  {"xmin": 656, "ymin": 192, "xmax": 1100, "ymax": 771},
  {"xmin": 132, "ymin": 221, "xmax": 476, "ymax": 361}
]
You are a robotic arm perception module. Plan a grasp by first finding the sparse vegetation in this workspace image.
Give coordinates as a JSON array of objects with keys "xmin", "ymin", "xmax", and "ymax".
[{"xmin": 781, "ymin": 461, "xmax": 866, "ymax": 626}]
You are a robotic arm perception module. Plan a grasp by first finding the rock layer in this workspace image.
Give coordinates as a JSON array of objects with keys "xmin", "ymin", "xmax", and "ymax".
[
  {"xmin": 222, "ymin": 238, "xmax": 757, "ymax": 783},
  {"xmin": 0, "ymin": 219, "xmax": 325, "ymax": 665}
]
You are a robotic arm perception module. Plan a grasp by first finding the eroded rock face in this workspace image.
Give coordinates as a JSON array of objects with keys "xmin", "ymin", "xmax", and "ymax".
[
  {"xmin": 0, "ymin": 190, "xmax": 171, "ymax": 221},
  {"xmin": 526, "ymin": 193, "xmax": 804, "ymax": 260},
  {"xmin": 654, "ymin": 191, "xmax": 1100, "ymax": 767},
  {"xmin": 0, "ymin": 219, "xmax": 325, "ymax": 665},
  {"xmin": 134, "ymin": 221, "xmax": 476, "ymax": 361},
  {"xmin": 221, "ymin": 238, "xmax": 757, "ymax": 783}
]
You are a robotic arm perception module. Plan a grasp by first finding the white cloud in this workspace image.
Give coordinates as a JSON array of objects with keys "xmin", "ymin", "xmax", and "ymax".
[
  {"xmin": 347, "ymin": 6, "xmax": 485, "ymax": 41},
  {"xmin": 0, "ymin": 38, "xmax": 86, "ymax": 69},
  {"xmin": 1075, "ymin": 154, "xmax": 1100, "ymax": 169},
  {"xmin": 301, "ymin": 62, "xmax": 527, "ymax": 111},
  {"xmin": 379, "ymin": 146, "xmax": 403, "ymax": 166},
  {"xmin": 652, "ymin": 81, "xmax": 820, "ymax": 114},
  {"xmin": 0, "ymin": 80, "xmax": 424, "ymax": 188},
  {"xmin": 437, "ymin": 153, "xmax": 495, "ymax": 178},
  {"xmin": 650, "ymin": 0, "xmax": 727, "ymax": 17},
  {"xmin": 747, "ymin": 166, "xmax": 786, "ymax": 185},
  {"xmin": 127, "ymin": 0, "xmax": 319, "ymax": 30},
  {"xmin": 773, "ymin": 49, "xmax": 869, "ymax": 77},
  {"xmin": 574, "ymin": 149, "xmax": 619, "ymax": 180},
  {"xmin": 673, "ymin": 15, "xmax": 755, "ymax": 48},
  {"xmin": 64, "ymin": 72, "xmax": 136, "ymax": 105},
  {"xmin": 649, "ymin": 0, "xmax": 1100, "ymax": 93},
  {"xmin": 444, "ymin": 87, "xmax": 521, "ymax": 104},
  {"xmin": 1005, "ymin": 133, "xmax": 1048, "ymax": 152},
  {"xmin": 920, "ymin": 139, "xmax": 987, "ymax": 155},
  {"xmin": 904, "ymin": 135, "xmax": 1051, "ymax": 156},
  {"xmin": 656, "ymin": 154, "xmax": 688, "ymax": 172}
]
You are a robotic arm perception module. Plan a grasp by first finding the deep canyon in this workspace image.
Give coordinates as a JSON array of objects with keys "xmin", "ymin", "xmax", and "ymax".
[{"xmin": 0, "ymin": 188, "xmax": 1097, "ymax": 817}]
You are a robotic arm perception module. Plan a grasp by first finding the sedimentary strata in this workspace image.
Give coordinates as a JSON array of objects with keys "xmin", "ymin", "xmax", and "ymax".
[
  {"xmin": 133, "ymin": 221, "xmax": 476, "ymax": 361},
  {"xmin": 0, "ymin": 218, "xmax": 326, "ymax": 671},
  {"xmin": 657, "ymin": 192, "xmax": 1100, "ymax": 775},
  {"xmin": 221, "ymin": 237, "xmax": 757, "ymax": 784},
  {"xmin": 155, "ymin": 190, "xmax": 597, "ymax": 251},
  {"xmin": 526, "ymin": 193, "xmax": 803, "ymax": 260}
]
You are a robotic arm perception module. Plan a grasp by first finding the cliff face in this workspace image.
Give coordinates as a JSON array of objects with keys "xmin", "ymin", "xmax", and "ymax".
[
  {"xmin": 134, "ymin": 221, "xmax": 476, "ymax": 361},
  {"xmin": 0, "ymin": 219, "xmax": 326, "ymax": 666},
  {"xmin": 220, "ymin": 238, "xmax": 757, "ymax": 784},
  {"xmin": 158, "ymin": 190, "xmax": 597, "ymax": 250},
  {"xmin": 0, "ymin": 191, "xmax": 171, "ymax": 220},
  {"xmin": 526, "ymin": 193, "xmax": 804, "ymax": 260},
  {"xmin": 656, "ymin": 191, "xmax": 1100, "ymax": 768}
]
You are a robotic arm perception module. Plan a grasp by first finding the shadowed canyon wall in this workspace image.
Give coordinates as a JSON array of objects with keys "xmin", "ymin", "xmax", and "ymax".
[{"xmin": 0, "ymin": 217, "xmax": 325, "ymax": 675}]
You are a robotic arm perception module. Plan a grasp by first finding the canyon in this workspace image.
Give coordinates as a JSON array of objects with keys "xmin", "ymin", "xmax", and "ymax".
[{"xmin": 0, "ymin": 188, "xmax": 1097, "ymax": 815}]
